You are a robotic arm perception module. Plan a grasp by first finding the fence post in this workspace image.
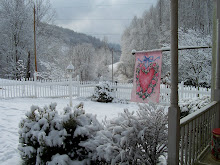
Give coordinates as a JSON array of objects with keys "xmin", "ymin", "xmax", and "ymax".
[
  {"xmin": 69, "ymin": 73, "xmax": 73, "ymax": 107},
  {"xmin": 22, "ymin": 78, "xmax": 25, "ymax": 97},
  {"xmin": 77, "ymin": 75, "xmax": 80, "ymax": 97},
  {"xmin": 34, "ymin": 72, "xmax": 37, "ymax": 98},
  {"xmin": 99, "ymin": 76, "xmax": 103, "ymax": 82}
]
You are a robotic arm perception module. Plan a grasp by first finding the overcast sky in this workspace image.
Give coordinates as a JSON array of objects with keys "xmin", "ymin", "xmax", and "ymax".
[{"xmin": 51, "ymin": 0, "xmax": 157, "ymax": 44}]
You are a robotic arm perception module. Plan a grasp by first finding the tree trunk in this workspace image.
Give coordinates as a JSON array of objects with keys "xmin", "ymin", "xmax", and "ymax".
[{"xmin": 26, "ymin": 51, "xmax": 31, "ymax": 79}]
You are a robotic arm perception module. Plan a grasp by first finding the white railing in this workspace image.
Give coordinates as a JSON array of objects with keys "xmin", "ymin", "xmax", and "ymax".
[
  {"xmin": 0, "ymin": 79, "xmax": 210, "ymax": 104},
  {"xmin": 179, "ymin": 101, "xmax": 218, "ymax": 164}
]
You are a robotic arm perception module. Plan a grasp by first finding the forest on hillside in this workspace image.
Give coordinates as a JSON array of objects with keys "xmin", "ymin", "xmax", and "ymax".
[
  {"xmin": 0, "ymin": 0, "xmax": 121, "ymax": 81},
  {"xmin": 0, "ymin": 0, "xmax": 213, "ymax": 84},
  {"xmin": 118, "ymin": 0, "xmax": 213, "ymax": 87}
]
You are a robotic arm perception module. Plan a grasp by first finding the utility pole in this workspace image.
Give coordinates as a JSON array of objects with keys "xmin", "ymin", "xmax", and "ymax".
[
  {"xmin": 112, "ymin": 49, "xmax": 113, "ymax": 83},
  {"xmin": 34, "ymin": 3, "xmax": 37, "ymax": 73}
]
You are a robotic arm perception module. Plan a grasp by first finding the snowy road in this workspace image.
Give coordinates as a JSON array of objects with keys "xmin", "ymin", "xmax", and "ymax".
[{"xmin": 0, "ymin": 98, "xmax": 138, "ymax": 165}]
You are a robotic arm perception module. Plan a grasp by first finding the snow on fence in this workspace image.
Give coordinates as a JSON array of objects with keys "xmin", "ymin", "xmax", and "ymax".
[{"xmin": 0, "ymin": 79, "xmax": 210, "ymax": 105}]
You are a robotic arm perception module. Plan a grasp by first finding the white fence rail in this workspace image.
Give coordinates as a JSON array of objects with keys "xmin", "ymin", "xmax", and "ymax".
[
  {"xmin": 0, "ymin": 79, "xmax": 210, "ymax": 104},
  {"xmin": 179, "ymin": 101, "xmax": 218, "ymax": 164}
]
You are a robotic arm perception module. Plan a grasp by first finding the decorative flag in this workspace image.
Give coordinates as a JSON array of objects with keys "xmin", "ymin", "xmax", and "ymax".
[{"xmin": 131, "ymin": 50, "xmax": 162, "ymax": 103}]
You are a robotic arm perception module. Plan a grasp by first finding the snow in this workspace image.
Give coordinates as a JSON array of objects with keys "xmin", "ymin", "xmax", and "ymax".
[
  {"xmin": 0, "ymin": 97, "xmax": 138, "ymax": 165},
  {"xmin": 108, "ymin": 61, "xmax": 121, "ymax": 73}
]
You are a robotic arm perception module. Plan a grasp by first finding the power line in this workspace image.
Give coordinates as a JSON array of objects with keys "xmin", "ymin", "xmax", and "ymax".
[
  {"xmin": 79, "ymin": 33, "xmax": 156, "ymax": 36},
  {"xmin": 86, "ymin": 33, "xmax": 121, "ymax": 36},
  {"xmin": 52, "ymin": 3, "xmax": 153, "ymax": 9},
  {"xmin": 96, "ymin": 3, "xmax": 153, "ymax": 6},
  {"xmin": 54, "ymin": 18, "xmax": 133, "ymax": 21}
]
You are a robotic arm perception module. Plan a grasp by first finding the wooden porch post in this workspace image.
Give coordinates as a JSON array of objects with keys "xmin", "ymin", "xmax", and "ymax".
[
  {"xmin": 215, "ymin": 0, "xmax": 220, "ymax": 128},
  {"xmin": 168, "ymin": 0, "xmax": 180, "ymax": 164}
]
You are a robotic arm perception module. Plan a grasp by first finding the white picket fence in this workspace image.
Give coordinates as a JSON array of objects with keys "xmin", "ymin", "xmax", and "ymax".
[{"xmin": 0, "ymin": 78, "xmax": 210, "ymax": 105}]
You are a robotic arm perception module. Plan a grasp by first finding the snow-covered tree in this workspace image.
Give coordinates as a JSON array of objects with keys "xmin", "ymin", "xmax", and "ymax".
[
  {"xmin": 94, "ymin": 46, "xmax": 112, "ymax": 80},
  {"xmin": 91, "ymin": 81, "xmax": 115, "ymax": 103},
  {"xmin": 178, "ymin": 28, "xmax": 212, "ymax": 87},
  {"xmin": 0, "ymin": 0, "xmax": 121, "ymax": 80},
  {"xmin": 68, "ymin": 40, "xmax": 114, "ymax": 81},
  {"xmin": 119, "ymin": 0, "xmax": 213, "ymax": 82},
  {"xmin": 37, "ymin": 61, "xmax": 66, "ymax": 79},
  {"xmin": 16, "ymin": 60, "xmax": 26, "ymax": 79},
  {"xmin": 0, "ymin": 0, "xmax": 55, "ymax": 79},
  {"xmin": 70, "ymin": 43, "xmax": 95, "ymax": 81},
  {"xmin": 0, "ymin": 0, "xmax": 32, "ymax": 79}
]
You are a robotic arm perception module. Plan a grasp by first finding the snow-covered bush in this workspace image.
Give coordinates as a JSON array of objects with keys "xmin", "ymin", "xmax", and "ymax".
[
  {"xmin": 91, "ymin": 81, "xmax": 115, "ymax": 103},
  {"xmin": 82, "ymin": 104, "xmax": 168, "ymax": 165},
  {"xmin": 179, "ymin": 96, "xmax": 211, "ymax": 118},
  {"xmin": 18, "ymin": 102, "xmax": 103, "ymax": 165}
]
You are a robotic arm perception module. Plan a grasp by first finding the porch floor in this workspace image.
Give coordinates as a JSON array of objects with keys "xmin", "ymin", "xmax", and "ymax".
[{"xmin": 197, "ymin": 150, "xmax": 220, "ymax": 165}]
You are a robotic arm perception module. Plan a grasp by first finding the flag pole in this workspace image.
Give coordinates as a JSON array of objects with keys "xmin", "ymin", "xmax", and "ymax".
[{"xmin": 132, "ymin": 45, "xmax": 211, "ymax": 55}]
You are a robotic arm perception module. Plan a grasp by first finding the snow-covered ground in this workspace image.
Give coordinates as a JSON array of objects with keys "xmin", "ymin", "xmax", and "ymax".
[{"xmin": 0, "ymin": 97, "xmax": 139, "ymax": 165}]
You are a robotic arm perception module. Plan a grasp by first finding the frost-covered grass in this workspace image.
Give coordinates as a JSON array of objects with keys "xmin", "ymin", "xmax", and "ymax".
[{"xmin": 0, "ymin": 97, "xmax": 139, "ymax": 165}]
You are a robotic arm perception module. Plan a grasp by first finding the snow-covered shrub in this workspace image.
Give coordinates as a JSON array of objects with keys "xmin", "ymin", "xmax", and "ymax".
[
  {"xmin": 18, "ymin": 102, "xmax": 103, "ymax": 164},
  {"xmin": 82, "ymin": 104, "xmax": 168, "ymax": 165},
  {"xmin": 179, "ymin": 96, "xmax": 211, "ymax": 118},
  {"xmin": 91, "ymin": 81, "xmax": 115, "ymax": 103}
]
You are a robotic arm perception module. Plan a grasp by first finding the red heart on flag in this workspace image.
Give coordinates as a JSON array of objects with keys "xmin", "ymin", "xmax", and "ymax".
[{"xmin": 139, "ymin": 66, "xmax": 155, "ymax": 93}]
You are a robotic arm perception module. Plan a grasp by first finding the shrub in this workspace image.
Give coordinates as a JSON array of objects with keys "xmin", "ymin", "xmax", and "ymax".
[
  {"xmin": 18, "ymin": 102, "xmax": 103, "ymax": 165},
  {"xmin": 18, "ymin": 102, "xmax": 168, "ymax": 165},
  {"xmin": 179, "ymin": 96, "xmax": 211, "ymax": 118},
  {"xmin": 91, "ymin": 82, "xmax": 115, "ymax": 103},
  {"xmin": 82, "ymin": 104, "xmax": 168, "ymax": 165}
]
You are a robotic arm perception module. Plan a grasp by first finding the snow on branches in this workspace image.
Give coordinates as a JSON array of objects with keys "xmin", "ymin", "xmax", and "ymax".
[
  {"xmin": 91, "ymin": 81, "xmax": 115, "ymax": 103},
  {"xmin": 82, "ymin": 104, "xmax": 168, "ymax": 165},
  {"xmin": 18, "ymin": 101, "xmax": 168, "ymax": 164},
  {"xmin": 179, "ymin": 96, "xmax": 211, "ymax": 118},
  {"xmin": 18, "ymin": 102, "xmax": 103, "ymax": 164}
]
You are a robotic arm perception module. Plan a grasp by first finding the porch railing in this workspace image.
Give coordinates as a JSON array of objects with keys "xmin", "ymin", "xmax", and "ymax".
[{"xmin": 179, "ymin": 101, "xmax": 218, "ymax": 164}]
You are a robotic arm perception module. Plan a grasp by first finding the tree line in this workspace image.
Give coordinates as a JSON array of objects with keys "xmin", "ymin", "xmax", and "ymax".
[
  {"xmin": 118, "ymin": 0, "xmax": 213, "ymax": 87},
  {"xmin": 0, "ymin": 0, "xmax": 121, "ymax": 81}
]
